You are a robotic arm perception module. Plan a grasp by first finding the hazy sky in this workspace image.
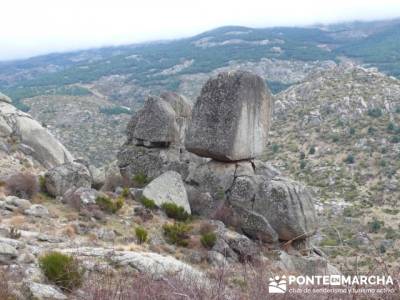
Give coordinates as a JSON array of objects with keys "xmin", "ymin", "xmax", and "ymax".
[{"xmin": 1, "ymin": 0, "xmax": 400, "ymax": 61}]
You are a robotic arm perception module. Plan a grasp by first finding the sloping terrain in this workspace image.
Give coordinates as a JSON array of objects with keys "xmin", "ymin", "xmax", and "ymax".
[{"xmin": 267, "ymin": 64, "xmax": 400, "ymax": 273}]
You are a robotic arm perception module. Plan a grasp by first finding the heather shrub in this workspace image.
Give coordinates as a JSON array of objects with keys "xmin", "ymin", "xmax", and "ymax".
[
  {"xmin": 163, "ymin": 222, "xmax": 192, "ymax": 247},
  {"xmin": 4, "ymin": 172, "xmax": 39, "ymax": 199},
  {"xmin": 135, "ymin": 226, "xmax": 148, "ymax": 244},
  {"xmin": 96, "ymin": 196, "xmax": 124, "ymax": 213},
  {"xmin": 132, "ymin": 172, "xmax": 151, "ymax": 187},
  {"xmin": 161, "ymin": 203, "xmax": 190, "ymax": 221},
  {"xmin": 200, "ymin": 231, "xmax": 217, "ymax": 249},
  {"xmin": 39, "ymin": 252, "xmax": 84, "ymax": 291},
  {"xmin": 139, "ymin": 196, "xmax": 157, "ymax": 210}
]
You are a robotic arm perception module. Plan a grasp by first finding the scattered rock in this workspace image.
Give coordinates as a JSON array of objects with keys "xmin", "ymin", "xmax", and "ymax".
[
  {"xmin": 24, "ymin": 282, "xmax": 67, "ymax": 300},
  {"xmin": 143, "ymin": 171, "xmax": 190, "ymax": 213},
  {"xmin": 44, "ymin": 161, "xmax": 92, "ymax": 197},
  {"xmin": 0, "ymin": 241, "xmax": 18, "ymax": 264},
  {"xmin": 24, "ymin": 204, "xmax": 49, "ymax": 217},
  {"xmin": 4, "ymin": 196, "xmax": 32, "ymax": 211}
]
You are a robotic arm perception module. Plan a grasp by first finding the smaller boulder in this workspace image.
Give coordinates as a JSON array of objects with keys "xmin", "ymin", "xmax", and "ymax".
[
  {"xmin": 44, "ymin": 162, "xmax": 92, "ymax": 197},
  {"xmin": 24, "ymin": 282, "xmax": 67, "ymax": 300},
  {"xmin": 0, "ymin": 242, "xmax": 18, "ymax": 264},
  {"xmin": 142, "ymin": 171, "xmax": 190, "ymax": 213},
  {"xmin": 24, "ymin": 204, "xmax": 49, "ymax": 217}
]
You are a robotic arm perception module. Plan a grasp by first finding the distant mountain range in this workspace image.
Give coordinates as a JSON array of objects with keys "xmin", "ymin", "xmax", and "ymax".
[{"xmin": 0, "ymin": 18, "xmax": 399, "ymax": 111}]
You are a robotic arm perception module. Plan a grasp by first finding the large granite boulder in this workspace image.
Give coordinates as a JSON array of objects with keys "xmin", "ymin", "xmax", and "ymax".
[
  {"xmin": 131, "ymin": 96, "xmax": 179, "ymax": 146},
  {"xmin": 44, "ymin": 161, "xmax": 92, "ymax": 197},
  {"xmin": 185, "ymin": 71, "xmax": 272, "ymax": 161},
  {"xmin": 142, "ymin": 171, "xmax": 191, "ymax": 213},
  {"xmin": 120, "ymin": 92, "xmax": 197, "ymax": 182},
  {"xmin": 0, "ymin": 97, "xmax": 73, "ymax": 169}
]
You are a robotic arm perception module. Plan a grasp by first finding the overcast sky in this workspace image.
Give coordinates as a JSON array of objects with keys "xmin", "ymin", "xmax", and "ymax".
[{"xmin": 1, "ymin": 0, "xmax": 400, "ymax": 61}]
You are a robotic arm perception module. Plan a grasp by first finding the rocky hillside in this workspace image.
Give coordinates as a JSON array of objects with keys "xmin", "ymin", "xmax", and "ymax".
[
  {"xmin": 0, "ymin": 73, "xmax": 351, "ymax": 299},
  {"xmin": 22, "ymin": 94, "xmax": 130, "ymax": 166},
  {"xmin": 267, "ymin": 63, "xmax": 400, "ymax": 273}
]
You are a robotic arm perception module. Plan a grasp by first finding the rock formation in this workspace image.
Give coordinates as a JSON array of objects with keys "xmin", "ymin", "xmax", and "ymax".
[
  {"xmin": 0, "ymin": 92, "xmax": 73, "ymax": 174},
  {"xmin": 185, "ymin": 71, "xmax": 272, "ymax": 161},
  {"xmin": 118, "ymin": 72, "xmax": 317, "ymax": 246},
  {"xmin": 183, "ymin": 71, "xmax": 317, "ymax": 244},
  {"xmin": 118, "ymin": 92, "xmax": 202, "ymax": 181}
]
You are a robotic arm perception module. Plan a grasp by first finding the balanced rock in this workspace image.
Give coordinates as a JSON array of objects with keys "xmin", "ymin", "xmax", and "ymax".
[
  {"xmin": 185, "ymin": 71, "xmax": 272, "ymax": 161},
  {"xmin": 131, "ymin": 96, "xmax": 179, "ymax": 147},
  {"xmin": 142, "ymin": 171, "xmax": 191, "ymax": 213},
  {"xmin": 44, "ymin": 161, "xmax": 92, "ymax": 197}
]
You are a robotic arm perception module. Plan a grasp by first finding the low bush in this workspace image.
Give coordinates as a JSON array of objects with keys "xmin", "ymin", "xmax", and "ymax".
[
  {"xmin": 161, "ymin": 203, "xmax": 190, "ymax": 221},
  {"xmin": 39, "ymin": 175, "xmax": 47, "ymax": 193},
  {"xmin": 163, "ymin": 222, "xmax": 192, "ymax": 247},
  {"xmin": 135, "ymin": 226, "xmax": 148, "ymax": 244},
  {"xmin": 309, "ymin": 146, "xmax": 316, "ymax": 155},
  {"xmin": 368, "ymin": 218, "xmax": 384, "ymax": 233},
  {"xmin": 4, "ymin": 172, "xmax": 39, "ymax": 199},
  {"xmin": 367, "ymin": 108, "xmax": 383, "ymax": 118},
  {"xmin": 139, "ymin": 196, "xmax": 157, "ymax": 210},
  {"xmin": 344, "ymin": 154, "xmax": 355, "ymax": 164},
  {"xmin": 132, "ymin": 172, "xmax": 151, "ymax": 187},
  {"xmin": 200, "ymin": 231, "xmax": 217, "ymax": 249},
  {"xmin": 39, "ymin": 251, "xmax": 84, "ymax": 291},
  {"xmin": 96, "ymin": 196, "xmax": 124, "ymax": 213}
]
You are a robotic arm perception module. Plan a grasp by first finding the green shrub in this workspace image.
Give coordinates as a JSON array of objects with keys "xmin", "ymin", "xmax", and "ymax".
[
  {"xmin": 96, "ymin": 196, "xmax": 124, "ymax": 213},
  {"xmin": 121, "ymin": 187, "xmax": 130, "ymax": 198},
  {"xmin": 368, "ymin": 218, "xmax": 384, "ymax": 233},
  {"xmin": 349, "ymin": 127, "xmax": 356, "ymax": 135},
  {"xmin": 368, "ymin": 108, "xmax": 383, "ymax": 118},
  {"xmin": 39, "ymin": 252, "xmax": 84, "ymax": 291},
  {"xmin": 390, "ymin": 135, "xmax": 400, "ymax": 143},
  {"xmin": 309, "ymin": 146, "xmax": 316, "ymax": 155},
  {"xmin": 320, "ymin": 238, "xmax": 338, "ymax": 247},
  {"xmin": 39, "ymin": 175, "xmax": 47, "ymax": 192},
  {"xmin": 139, "ymin": 196, "xmax": 157, "ymax": 210},
  {"xmin": 387, "ymin": 122, "xmax": 395, "ymax": 132},
  {"xmin": 200, "ymin": 232, "xmax": 217, "ymax": 249},
  {"xmin": 300, "ymin": 160, "xmax": 307, "ymax": 169},
  {"xmin": 368, "ymin": 127, "xmax": 376, "ymax": 134},
  {"xmin": 163, "ymin": 222, "xmax": 192, "ymax": 247},
  {"xmin": 161, "ymin": 203, "xmax": 190, "ymax": 221},
  {"xmin": 344, "ymin": 154, "xmax": 355, "ymax": 164},
  {"xmin": 299, "ymin": 152, "xmax": 305, "ymax": 160},
  {"xmin": 135, "ymin": 226, "xmax": 148, "ymax": 244},
  {"xmin": 132, "ymin": 172, "xmax": 151, "ymax": 187},
  {"xmin": 99, "ymin": 106, "xmax": 131, "ymax": 115},
  {"xmin": 271, "ymin": 144, "xmax": 279, "ymax": 153},
  {"xmin": 382, "ymin": 208, "xmax": 400, "ymax": 215}
]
